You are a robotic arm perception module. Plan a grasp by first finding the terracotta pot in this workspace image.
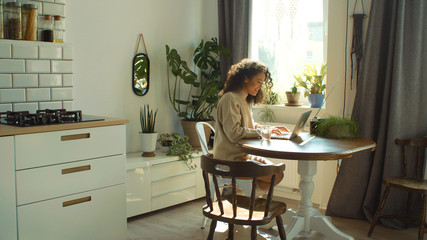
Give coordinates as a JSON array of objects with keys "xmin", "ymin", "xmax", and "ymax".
[
  {"xmin": 139, "ymin": 132, "xmax": 158, "ymax": 157},
  {"xmin": 181, "ymin": 120, "xmax": 214, "ymax": 150},
  {"xmin": 285, "ymin": 91, "xmax": 301, "ymax": 104}
]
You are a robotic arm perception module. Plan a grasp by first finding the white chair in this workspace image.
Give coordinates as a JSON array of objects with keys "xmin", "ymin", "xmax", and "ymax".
[{"xmin": 195, "ymin": 122, "xmax": 252, "ymax": 228}]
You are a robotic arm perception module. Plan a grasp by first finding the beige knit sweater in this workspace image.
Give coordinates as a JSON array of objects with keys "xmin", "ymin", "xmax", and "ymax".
[{"xmin": 213, "ymin": 90, "xmax": 260, "ymax": 160}]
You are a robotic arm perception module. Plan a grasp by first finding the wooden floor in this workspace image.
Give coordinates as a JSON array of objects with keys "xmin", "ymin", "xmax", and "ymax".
[{"xmin": 127, "ymin": 198, "xmax": 419, "ymax": 240}]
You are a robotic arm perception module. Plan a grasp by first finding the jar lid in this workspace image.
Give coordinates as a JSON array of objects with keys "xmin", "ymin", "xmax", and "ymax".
[
  {"xmin": 54, "ymin": 15, "xmax": 62, "ymax": 20},
  {"xmin": 44, "ymin": 14, "xmax": 52, "ymax": 20},
  {"xmin": 5, "ymin": 2, "xmax": 21, "ymax": 7},
  {"xmin": 23, "ymin": 4, "xmax": 37, "ymax": 9}
]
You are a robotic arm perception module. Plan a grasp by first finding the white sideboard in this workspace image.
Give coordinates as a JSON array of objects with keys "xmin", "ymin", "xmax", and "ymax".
[
  {"xmin": 0, "ymin": 123, "xmax": 127, "ymax": 240},
  {"xmin": 126, "ymin": 151, "xmax": 204, "ymax": 218}
]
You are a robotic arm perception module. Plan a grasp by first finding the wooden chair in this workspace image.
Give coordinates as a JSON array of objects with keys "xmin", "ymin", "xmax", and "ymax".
[
  {"xmin": 368, "ymin": 137, "xmax": 427, "ymax": 240},
  {"xmin": 195, "ymin": 122, "xmax": 252, "ymax": 229},
  {"xmin": 201, "ymin": 154, "xmax": 287, "ymax": 240}
]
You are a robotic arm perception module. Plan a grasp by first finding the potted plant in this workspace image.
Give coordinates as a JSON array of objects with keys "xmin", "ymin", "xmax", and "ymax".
[
  {"xmin": 166, "ymin": 134, "xmax": 198, "ymax": 170},
  {"xmin": 157, "ymin": 133, "xmax": 180, "ymax": 153},
  {"xmin": 285, "ymin": 83, "xmax": 302, "ymax": 106},
  {"xmin": 139, "ymin": 104, "xmax": 158, "ymax": 157},
  {"xmin": 311, "ymin": 116, "xmax": 359, "ymax": 139},
  {"xmin": 165, "ymin": 38, "xmax": 230, "ymax": 149},
  {"xmin": 294, "ymin": 63, "xmax": 327, "ymax": 108}
]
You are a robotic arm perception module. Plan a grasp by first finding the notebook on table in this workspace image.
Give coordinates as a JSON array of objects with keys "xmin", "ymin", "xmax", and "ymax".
[{"xmin": 271, "ymin": 110, "xmax": 312, "ymax": 140}]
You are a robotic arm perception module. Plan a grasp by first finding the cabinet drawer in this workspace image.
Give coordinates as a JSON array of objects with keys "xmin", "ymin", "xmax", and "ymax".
[
  {"xmin": 17, "ymin": 184, "xmax": 126, "ymax": 240},
  {"xmin": 15, "ymin": 125, "xmax": 126, "ymax": 170},
  {"xmin": 151, "ymin": 160, "xmax": 191, "ymax": 180},
  {"xmin": 17, "ymin": 155, "xmax": 125, "ymax": 206},
  {"xmin": 126, "ymin": 167, "xmax": 151, "ymax": 218},
  {"xmin": 151, "ymin": 187, "xmax": 195, "ymax": 211},
  {"xmin": 152, "ymin": 171, "xmax": 196, "ymax": 197}
]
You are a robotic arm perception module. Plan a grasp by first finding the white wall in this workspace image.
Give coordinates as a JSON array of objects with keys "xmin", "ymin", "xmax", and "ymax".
[{"xmin": 66, "ymin": 0, "xmax": 218, "ymax": 153}]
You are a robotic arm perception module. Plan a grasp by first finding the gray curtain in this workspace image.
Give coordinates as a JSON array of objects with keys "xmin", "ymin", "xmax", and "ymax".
[
  {"xmin": 218, "ymin": 0, "xmax": 250, "ymax": 82},
  {"xmin": 326, "ymin": 0, "xmax": 427, "ymax": 228}
]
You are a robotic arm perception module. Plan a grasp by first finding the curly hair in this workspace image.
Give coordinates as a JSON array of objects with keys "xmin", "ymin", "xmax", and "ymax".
[{"xmin": 219, "ymin": 58, "xmax": 272, "ymax": 104}]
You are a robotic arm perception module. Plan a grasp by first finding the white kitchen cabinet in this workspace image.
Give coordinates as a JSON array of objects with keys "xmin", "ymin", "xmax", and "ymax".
[
  {"xmin": 0, "ymin": 136, "xmax": 17, "ymax": 240},
  {"xmin": 126, "ymin": 151, "xmax": 204, "ymax": 218},
  {"xmin": 15, "ymin": 125, "xmax": 125, "ymax": 170},
  {"xmin": 12, "ymin": 124, "xmax": 127, "ymax": 240},
  {"xmin": 18, "ymin": 184, "xmax": 126, "ymax": 240}
]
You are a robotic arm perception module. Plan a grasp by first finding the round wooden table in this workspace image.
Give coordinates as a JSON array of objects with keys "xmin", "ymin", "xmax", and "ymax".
[{"xmin": 237, "ymin": 133, "xmax": 376, "ymax": 240}]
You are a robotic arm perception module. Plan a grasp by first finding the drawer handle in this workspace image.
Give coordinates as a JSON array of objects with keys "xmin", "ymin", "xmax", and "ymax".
[
  {"xmin": 61, "ymin": 133, "xmax": 90, "ymax": 141},
  {"xmin": 63, "ymin": 196, "xmax": 92, "ymax": 207},
  {"xmin": 62, "ymin": 165, "xmax": 91, "ymax": 174}
]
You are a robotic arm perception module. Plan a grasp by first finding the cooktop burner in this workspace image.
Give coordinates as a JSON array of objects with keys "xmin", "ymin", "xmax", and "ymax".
[{"xmin": 0, "ymin": 109, "xmax": 104, "ymax": 127}]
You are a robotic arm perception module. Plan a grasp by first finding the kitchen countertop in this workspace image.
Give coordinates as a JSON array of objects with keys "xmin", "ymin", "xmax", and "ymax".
[{"xmin": 0, "ymin": 115, "xmax": 129, "ymax": 136}]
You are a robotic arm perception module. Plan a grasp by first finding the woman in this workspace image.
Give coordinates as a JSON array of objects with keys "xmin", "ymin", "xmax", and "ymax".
[{"xmin": 213, "ymin": 58, "xmax": 288, "ymax": 191}]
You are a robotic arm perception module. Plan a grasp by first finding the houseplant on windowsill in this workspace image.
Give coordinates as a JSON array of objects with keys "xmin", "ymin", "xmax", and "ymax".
[
  {"xmin": 165, "ymin": 38, "xmax": 230, "ymax": 149},
  {"xmin": 139, "ymin": 104, "xmax": 158, "ymax": 157},
  {"xmin": 294, "ymin": 63, "xmax": 327, "ymax": 108},
  {"xmin": 285, "ymin": 83, "xmax": 302, "ymax": 106}
]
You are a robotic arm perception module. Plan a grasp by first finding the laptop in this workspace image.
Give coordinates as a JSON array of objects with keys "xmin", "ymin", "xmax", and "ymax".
[{"xmin": 271, "ymin": 110, "xmax": 312, "ymax": 140}]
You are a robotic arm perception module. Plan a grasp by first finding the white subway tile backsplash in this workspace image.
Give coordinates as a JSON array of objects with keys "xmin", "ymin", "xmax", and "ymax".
[
  {"xmin": 0, "ymin": 0, "xmax": 72, "ymax": 108},
  {"xmin": 62, "ymin": 74, "xmax": 73, "ymax": 86},
  {"xmin": 39, "ymin": 74, "xmax": 62, "ymax": 87},
  {"xmin": 51, "ymin": 60, "xmax": 72, "ymax": 73},
  {"xmin": 0, "ymin": 42, "xmax": 12, "ymax": 58},
  {"xmin": 42, "ymin": 2, "xmax": 65, "ymax": 17},
  {"xmin": 0, "ymin": 89, "xmax": 26, "ymax": 103},
  {"xmin": 13, "ymin": 74, "xmax": 38, "ymax": 88},
  {"xmin": 0, "ymin": 75, "xmax": 12, "ymax": 88},
  {"xmin": 0, "ymin": 104, "xmax": 13, "ymax": 112},
  {"xmin": 51, "ymin": 87, "xmax": 72, "ymax": 100},
  {"xmin": 13, "ymin": 102, "xmax": 39, "ymax": 112},
  {"xmin": 62, "ymin": 46, "xmax": 72, "ymax": 60},
  {"xmin": 26, "ymin": 60, "xmax": 50, "ymax": 73},
  {"xmin": 12, "ymin": 44, "xmax": 38, "ymax": 59},
  {"xmin": 27, "ymin": 88, "xmax": 51, "ymax": 102},
  {"xmin": 39, "ymin": 45, "xmax": 62, "ymax": 59},
  {"xmin": 39, "ymin": 101, "xmax": 62, "ymax": 110},
  {"xmin": 62, "ymin": 100, "xmax": 73, "ymax": 110},
  {"xmin": 0, "ymin": 59, "xmax": 26, "ymax": 73}
]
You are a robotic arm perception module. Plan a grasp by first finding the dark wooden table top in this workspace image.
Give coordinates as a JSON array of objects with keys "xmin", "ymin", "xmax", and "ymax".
[{"xmin": 236, "ymin": 132, "xmax": 376, "ymax": 160}]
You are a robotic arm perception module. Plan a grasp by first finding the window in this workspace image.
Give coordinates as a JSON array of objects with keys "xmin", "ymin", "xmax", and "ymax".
[{"xmin": 250, "ymin": 0, "xmax": 327, "ymax": 105}]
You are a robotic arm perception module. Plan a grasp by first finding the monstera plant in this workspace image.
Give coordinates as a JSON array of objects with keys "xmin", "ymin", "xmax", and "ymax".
[{"xmin": 165, "ymin": 38, "xmax": 230, "ymax": 148}]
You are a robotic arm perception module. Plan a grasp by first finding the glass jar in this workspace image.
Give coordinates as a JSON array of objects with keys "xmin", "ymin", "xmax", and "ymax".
[
  {"xmin": 22, "ymin": 4, "xmax": 37, "ymax": 41},
  {"xmin": 40, "ymin": 14, "xmax": 53, "ymax": 42},
  {"xmin": 0, "ymin": 1, "xmax": 3, "ymax": 39},
  {"xmin": 53, "ymin": 15, "xmax": 63, "ymax": 43},
  {"xmin": 4, "ymin": 2, "xmax": 22, "ymax": 40}
]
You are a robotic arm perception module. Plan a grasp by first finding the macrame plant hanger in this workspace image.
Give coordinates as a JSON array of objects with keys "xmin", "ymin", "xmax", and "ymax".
[{"xmin": 350, "ymin": 0, "xmax": 367, "ymax": 89}]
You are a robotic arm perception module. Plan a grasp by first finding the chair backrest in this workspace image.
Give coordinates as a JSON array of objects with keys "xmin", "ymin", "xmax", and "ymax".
[
  {"xmin": 195, "ymin": 122, "xmax": 215, "ymax": 155},
  {"xmin": 395, "ymin": 136, "xmax": 427, "ymax": 179},
  {"xmin": 201, "ymin": 154, "xmax": 285, "ymax": 218}
]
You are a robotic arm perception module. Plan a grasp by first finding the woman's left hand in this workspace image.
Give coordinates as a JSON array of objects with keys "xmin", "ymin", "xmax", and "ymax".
[{"xmin": 272, "ymin": 126, "xmax": 290, "ymax": 135}]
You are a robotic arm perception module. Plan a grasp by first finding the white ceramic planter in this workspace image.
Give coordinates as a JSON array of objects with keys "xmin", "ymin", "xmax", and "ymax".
[{"xmin": 139, "ymin": 132, "xmax": 158, "ymax": 157}]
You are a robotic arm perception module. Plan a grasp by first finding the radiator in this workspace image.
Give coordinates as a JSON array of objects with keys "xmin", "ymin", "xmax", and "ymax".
[{"xmin": 268, "ymin": 158, "xmax": 300, "ymax": 190}]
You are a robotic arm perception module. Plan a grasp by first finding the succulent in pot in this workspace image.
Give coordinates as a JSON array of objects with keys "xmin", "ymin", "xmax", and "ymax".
[
  {"xmin": 139, "ymin": 104, "xmax": 158, "ymax": 157},
  {"xmin": 285, "ymin": 83, "xmax": 301, "ymax": 106}
]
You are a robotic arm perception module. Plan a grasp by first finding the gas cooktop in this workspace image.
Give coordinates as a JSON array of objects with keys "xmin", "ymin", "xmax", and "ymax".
[{"xmin": 0, "ymin": 109, "xmax": 104, "ymax": 127}]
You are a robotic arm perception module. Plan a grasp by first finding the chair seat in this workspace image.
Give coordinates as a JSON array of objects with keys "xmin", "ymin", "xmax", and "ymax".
[
  {"xmin": 203, "ymin": 195, "xmax": 287, "ymax": 226},
  {"xmin": 384, "ymin": 177, "xmax": 427, "ymax": 193}
]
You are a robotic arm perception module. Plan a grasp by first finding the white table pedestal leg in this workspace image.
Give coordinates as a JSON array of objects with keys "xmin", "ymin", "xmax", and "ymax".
[{"xmin": 281, "ymin": 161, "xmax": 354, "ymax": 240}]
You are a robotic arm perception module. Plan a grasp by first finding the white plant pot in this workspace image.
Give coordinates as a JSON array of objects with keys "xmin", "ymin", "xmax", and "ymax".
[{"xmin": 139, "ymin": 132, "xmax": 158, "ymax": 157}]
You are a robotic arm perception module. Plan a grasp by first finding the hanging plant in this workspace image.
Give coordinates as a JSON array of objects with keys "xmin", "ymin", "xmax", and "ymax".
[{"xmin": 166, "ymin": 135, "xmax": 198, "ymax": 170}]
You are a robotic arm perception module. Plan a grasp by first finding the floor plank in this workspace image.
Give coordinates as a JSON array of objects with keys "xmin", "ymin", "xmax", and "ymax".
[{"xmin": 127, "ymin": 198, "xmax": 419, "ymax": 240}]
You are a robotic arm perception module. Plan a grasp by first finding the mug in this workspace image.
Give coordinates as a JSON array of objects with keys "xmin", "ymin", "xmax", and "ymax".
[{"xmin": 256, "ymin": 125, "xmax": 272, "ymax": 141}]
